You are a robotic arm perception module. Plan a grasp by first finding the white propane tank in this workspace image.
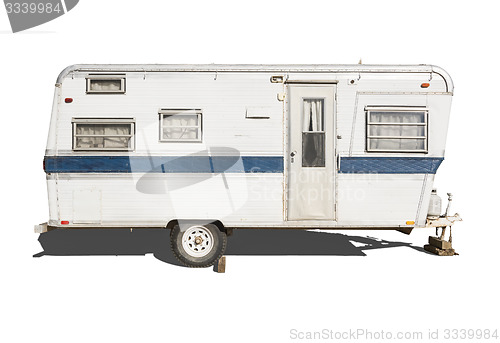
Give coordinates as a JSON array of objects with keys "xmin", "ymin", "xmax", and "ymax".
[{"xmin": 427, "ymin": 189, "xmax": 442, "ymax": 219}]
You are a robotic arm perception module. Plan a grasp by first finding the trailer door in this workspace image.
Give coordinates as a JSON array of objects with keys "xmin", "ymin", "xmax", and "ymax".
[{"xmin": 287, "ymin": 85, "xmax": 336, "ymax": 220}]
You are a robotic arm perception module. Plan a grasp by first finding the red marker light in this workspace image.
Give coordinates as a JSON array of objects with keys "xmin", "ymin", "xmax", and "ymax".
[
  {"xmin": 61, "ymin": 221, "xmax": 69, "ymax": 225},
  {"xmin": 421, "ymin": 83, "xmax": 430, "ymax": 88},
  {"xmin": 65, "ymin": 98, "xmax": 73, "ymax": 103}
]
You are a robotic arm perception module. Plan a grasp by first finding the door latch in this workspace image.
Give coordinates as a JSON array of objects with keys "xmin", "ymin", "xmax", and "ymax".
[{"xmin": 290, "ymin": 150, "xmax": 297, "ymax": 163}]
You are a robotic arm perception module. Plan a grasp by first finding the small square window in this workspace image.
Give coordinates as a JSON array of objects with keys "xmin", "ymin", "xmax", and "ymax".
[
  {"xmin": 159, "ymin": 109, "xmax": 202, "ymax": 142},
  {"xmin": 73, "ymin": 118, "xmax": 135, "ymax": 151},
  {"xmin": 366, "ymin": 106, "xmax": 428, "ymax": 153},
  {"xmin": 86, "ymin": 75, "xmax": 126, "ymax": 94}
]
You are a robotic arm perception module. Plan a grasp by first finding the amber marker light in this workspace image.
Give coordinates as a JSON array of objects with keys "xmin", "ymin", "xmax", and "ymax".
[{"xmin": 421, "ymin": 83, "xmax": 430, "ymax": 88}]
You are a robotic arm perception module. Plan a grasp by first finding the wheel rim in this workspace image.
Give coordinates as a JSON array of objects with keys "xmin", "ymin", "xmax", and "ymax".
[{"xmin": 181, "ymin": 226, "xmax": 215, "ymax": 258}]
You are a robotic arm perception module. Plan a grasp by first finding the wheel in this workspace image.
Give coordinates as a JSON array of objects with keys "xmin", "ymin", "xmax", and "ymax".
[{"xmin": 170, "ymin": 223, "xmax": 227, "ymax": 268}]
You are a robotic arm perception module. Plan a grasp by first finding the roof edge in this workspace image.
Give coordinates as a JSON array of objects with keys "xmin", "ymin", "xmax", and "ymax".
[
  {"xmin": 57, "ymin": 64, "xmax": 452, "ymax": 91},
  {"xmin": 56, "ymin": 64, "xmax": 79, "ymax": 84},
  {"xmin": 430, "ymin": 65, "xmax": 454, "ymax": 93}
]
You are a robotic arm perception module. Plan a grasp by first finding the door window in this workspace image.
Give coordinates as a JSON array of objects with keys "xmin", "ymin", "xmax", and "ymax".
[{"xmin": 302, "ymin": 99, "xmax": 325, "ymax": 167}]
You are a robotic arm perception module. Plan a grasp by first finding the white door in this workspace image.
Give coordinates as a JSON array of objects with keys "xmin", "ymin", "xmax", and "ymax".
[{"xmin": 287, "ymin": 85, "xmax": 336, "ymax": 220}]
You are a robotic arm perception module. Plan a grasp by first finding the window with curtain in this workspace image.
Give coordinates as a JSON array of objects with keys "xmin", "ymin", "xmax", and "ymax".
[
  {"xmin": 366, "ymin": 107, "xmax": 428, "ymax": 152},
  {"xmin": 159, "ymin": 109, "xmax": 202, "ymax": 142},
  {"xmin": 86, "ymin": 76, "xmax": 126, "ymax": 94},
  {"xmin": 302, "ymin": 99, "xmax": 325, "ymax": 167},
  {"xmin": 73, "ymin": 119, "xmax": 134, "ymax": 151}
]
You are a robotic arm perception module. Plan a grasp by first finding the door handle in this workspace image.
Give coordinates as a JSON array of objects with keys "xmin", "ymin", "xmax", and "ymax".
[{"xmin": 290, "ymin": 150, "xmax": 297, "ymax": 163}]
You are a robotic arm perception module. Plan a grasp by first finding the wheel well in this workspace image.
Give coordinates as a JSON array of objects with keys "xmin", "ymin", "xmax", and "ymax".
[{"xmin": 166, "ymin": 219, "xmax": 227, "ymax": 233}]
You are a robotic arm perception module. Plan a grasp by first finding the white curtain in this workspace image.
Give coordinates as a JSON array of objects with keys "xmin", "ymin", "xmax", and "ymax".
[
  {"xmin": 163, "ymin": 127, "xmax": 198, "ymax": 140},
  {"xmin": 370, "ymin": 125, "xmax": 425, "ymax": 137},
  {"xmin": 162, "ymin": 114, "xmax": 199, "ymax": 140},
  {"xmin": 301, "ymin": 99, "xmax": 325, "ymax": 167},
  {"xmin": 303, "ymin": 99, "xmax": 324, "ymax": 132},
  {"xmin": 370, "ymin": 111, "xmax": 424, "ymax": 124},
  {"xmin": 163, "ymin": 114, "xmax": 198, "ymax": 127},
  {"xmin": 90, "ymin": 80, "xmax": 122, "ymax": 91},
  {"xmin": 368, "ymin": 111, "xmax": 425, "ymax": 150},
  {"xmin": 75, "ymin": 124, "xmax": 131, "ymax": 149},
  {"xmin": 370, "ymin": 139, "xmax": 425, "ymax": 151},
  {"xmin": 76, "ymin": 124, "xmax": 130, "ymax": 136}
]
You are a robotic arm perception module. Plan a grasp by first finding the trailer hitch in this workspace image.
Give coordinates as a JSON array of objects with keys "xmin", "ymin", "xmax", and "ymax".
[{"xmin": 424, "ymin": 193, "xmax": 462, "ymax": 256}]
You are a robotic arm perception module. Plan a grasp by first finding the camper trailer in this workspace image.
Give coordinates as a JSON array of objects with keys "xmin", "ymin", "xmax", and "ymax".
[{"xmin": 37, "ymin": 64, "xmax": 459, "ymax": 266}]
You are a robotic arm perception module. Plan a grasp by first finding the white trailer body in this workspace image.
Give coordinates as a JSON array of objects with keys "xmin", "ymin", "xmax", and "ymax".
[{"xmin": 42, "ymin": 64, "xmax": 453, "ymax": 233}]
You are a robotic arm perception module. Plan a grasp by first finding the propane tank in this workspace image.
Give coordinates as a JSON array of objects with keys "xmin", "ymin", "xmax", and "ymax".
[{"xmin": 427, "ymin": 189, "xmax": 442, "ymax": 219}]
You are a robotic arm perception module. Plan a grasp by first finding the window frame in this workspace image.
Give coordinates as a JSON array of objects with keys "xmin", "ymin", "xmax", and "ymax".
[
  {"xmin": 72, "ymin": 118, "xmax": 135, "ymax": 151},
  {"xmin": 86, "ymin": 75, "xmax": 126, "ymax": 94},
  {"xmin": 158, "ymin": 109, "xmax": 203, "ymax": 143},
  {"xmin": 365, "ymin": 106, "xmax": 428, "ymax": 153}
]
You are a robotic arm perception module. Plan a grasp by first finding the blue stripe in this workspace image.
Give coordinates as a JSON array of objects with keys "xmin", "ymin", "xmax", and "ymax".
[
  {"xmin": 338, "ymin": 157, "xmax": 443, "ymax": 174},
  {"xmin": 44, "ymin": 156, "xmax": 443, "ymax": 174},
  {"xmin": 44, "ymin": 156, "xmax": 284, "ymax": 173}
]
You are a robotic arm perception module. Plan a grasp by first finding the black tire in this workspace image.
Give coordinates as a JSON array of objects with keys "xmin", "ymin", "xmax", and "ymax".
[{"xmin": 170, "ymin": 223, "xmax": 227, "ymax": 268}]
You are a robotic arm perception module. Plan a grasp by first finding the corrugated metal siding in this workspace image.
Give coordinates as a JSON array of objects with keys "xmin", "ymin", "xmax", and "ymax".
[
  {"xmin": 57, "ymin": 72, "xmax": 284, "ymax": 156},
  {"xmin": 46, "ymin": 68, "xmax": 452, "ymax": 227},
  {"xmin": 55, "ymin": 174, "xmax": 283, "ymax": 226},
  {"xmin": 337, "ymin": 174, "xmax": 426, "ymax": 225}
]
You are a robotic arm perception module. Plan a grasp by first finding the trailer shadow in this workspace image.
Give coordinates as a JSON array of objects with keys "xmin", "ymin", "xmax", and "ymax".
[{"xmin": 34, "ymin": 229, "xmax": 429, "ymax": 267}]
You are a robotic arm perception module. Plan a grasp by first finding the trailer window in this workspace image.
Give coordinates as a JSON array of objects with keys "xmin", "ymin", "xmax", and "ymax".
[
  {"xmin": 302, "ymin": 99, "xmax": 325, "ymax": 167},
  {"xmin": 86, "ymin": 76, "xmax": 126, "ymax": 94},
  {"xmin": 159, "ymin": 109, "xmax": 202, "ymax": 142},
  {"xmin": 72, "ymin": 119, "xmax": 135, "ymax": 151},
  {"xmin": 366, "ymin": 107, "xmax": 428, "ymax": 153}
]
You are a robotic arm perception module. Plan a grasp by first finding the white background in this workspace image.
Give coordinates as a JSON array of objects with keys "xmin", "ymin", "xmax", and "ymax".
[{"xmin": 1, "ymin": 1, "xmax": 498, "ymax": 342}]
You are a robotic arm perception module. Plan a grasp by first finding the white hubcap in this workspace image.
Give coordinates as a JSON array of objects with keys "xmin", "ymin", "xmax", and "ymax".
[{"xmin": 181, "ymin": 226, "xmax": 214, "ymax": 258}]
